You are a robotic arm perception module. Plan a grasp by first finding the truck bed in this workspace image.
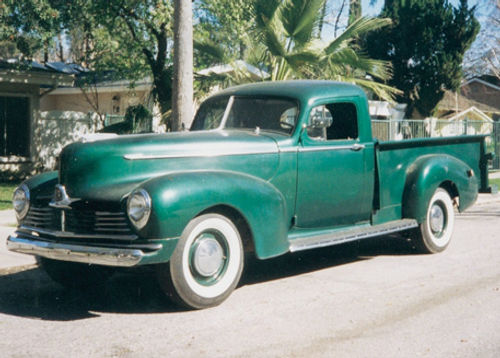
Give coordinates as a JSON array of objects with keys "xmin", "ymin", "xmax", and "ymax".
[{"xmin": 374, "ymin": 135, "xmax": 489, "ymax": 224}]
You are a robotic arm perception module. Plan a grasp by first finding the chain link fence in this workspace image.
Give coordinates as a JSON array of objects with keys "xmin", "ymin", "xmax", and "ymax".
[{"xmin": 372, "ymin": 119, "xmax": 499, "ymax": 169}]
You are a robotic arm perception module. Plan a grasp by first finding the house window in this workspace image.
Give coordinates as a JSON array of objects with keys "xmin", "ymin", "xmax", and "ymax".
[
  {"xmin": 0, "ymin": 96, "xmax": 30, "ymax": 157},
  {"xmin": 112, "ymin": 95, "xmax": 121, "ymax": 114}
]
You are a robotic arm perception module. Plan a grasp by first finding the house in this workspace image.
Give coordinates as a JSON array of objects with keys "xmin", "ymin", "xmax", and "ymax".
[
  {"xmin": 0, "ymin": 60, "xmax": 74, "ymax": 178},
  {"xmin": 0, "ymin": 60, "xmax": 163, "ymax": 176},
  {"xmin": 436, "ymin": 75, "xmax": 500, "ymax": 121},
  {"xmin": 40, "ymin": 76, "xmax": 155, "ymax": 127},
  {"xmin": 427, "ymin": 107, "xmax": 494, "ymax": 137}
]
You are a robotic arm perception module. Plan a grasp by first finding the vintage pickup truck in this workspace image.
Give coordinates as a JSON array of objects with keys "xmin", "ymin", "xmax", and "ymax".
[{"xmin": 8, "ymin": 80, "xmax": 491, "ymax": 309}]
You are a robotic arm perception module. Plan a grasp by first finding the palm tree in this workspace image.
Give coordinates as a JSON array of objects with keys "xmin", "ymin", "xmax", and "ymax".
[{"xmin": 252, "ymin": 0, "xmax": 399, "ymax": 100}]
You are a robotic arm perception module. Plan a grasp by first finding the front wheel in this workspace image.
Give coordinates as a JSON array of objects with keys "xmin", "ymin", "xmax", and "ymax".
[
  {"xmin": 412, "ymin": 188, "xmax": 455, "ymax": 254},
  {"xmin": 157, "ymin": 213, "xmax": 244, "ymax": 309}
]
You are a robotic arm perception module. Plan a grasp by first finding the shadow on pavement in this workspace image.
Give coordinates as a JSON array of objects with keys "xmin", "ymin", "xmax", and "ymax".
[
  {"xmin": 242, "ymin": 234, "xmax": 417, "ymax": 286},
  {"xmin": 0, "ymin": 266, "xmax": 181, "ymax": 321},
  {"xmin": 0, "ymin": 234, "xmax": 417, "ymax": 321}
]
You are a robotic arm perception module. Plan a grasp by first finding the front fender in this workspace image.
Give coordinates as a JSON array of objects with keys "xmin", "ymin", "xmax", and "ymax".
[
  {"xmin": 23, "ymin": 171, "xmax": 59, "ymax": 200},
  {"xmin": 136, "ymin": 170, "xmax": 290, "ymax": 259},
  {"xmin": 403, "ymin": 155, "xmax": 478, "ymax": 222}
]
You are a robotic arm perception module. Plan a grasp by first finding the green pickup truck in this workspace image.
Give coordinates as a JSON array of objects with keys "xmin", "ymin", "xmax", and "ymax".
[{"xmin": 8, "ymin": 80, "xmax": 491, "ymax": 309}]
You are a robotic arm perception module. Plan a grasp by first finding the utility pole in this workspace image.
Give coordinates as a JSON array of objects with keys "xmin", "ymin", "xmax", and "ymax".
[{"xmin": 172, "ymin": 0, "xmax": 193, "ymax": 131}]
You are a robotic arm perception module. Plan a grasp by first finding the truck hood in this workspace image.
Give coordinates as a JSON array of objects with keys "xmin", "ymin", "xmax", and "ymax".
[{"xmin": 59, "ymin": 130, "xmax": 280, "ymax": 203}]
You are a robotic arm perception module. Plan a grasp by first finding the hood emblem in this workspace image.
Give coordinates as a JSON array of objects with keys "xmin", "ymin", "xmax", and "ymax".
[{"xmin": 49, "ymin": 184, "xmax": 80, "ymax": 209}]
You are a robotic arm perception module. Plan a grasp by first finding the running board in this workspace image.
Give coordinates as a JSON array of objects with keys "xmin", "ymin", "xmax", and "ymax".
[{"xmin": 289, "ymin": 219, "xmax": 418, "ymax": 253}]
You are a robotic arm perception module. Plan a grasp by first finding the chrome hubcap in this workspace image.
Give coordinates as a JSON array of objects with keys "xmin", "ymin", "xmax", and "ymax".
[
  {"xmin": 192, "ymin": 235, "xmax": 225, "ymax": 277},
  {"xmin": 430, "ymin": 204, "xmax": 445, "ymax": 234}
]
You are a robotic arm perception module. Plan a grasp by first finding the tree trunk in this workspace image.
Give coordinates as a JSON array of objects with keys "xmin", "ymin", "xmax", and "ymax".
[{"xmin": 172, "ymin": 0, "xmax": 193, "ymax": 132}]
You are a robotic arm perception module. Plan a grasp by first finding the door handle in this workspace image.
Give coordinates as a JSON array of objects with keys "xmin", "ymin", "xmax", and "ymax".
[{"xmin": 350, "ymin": 143, "xmax": 365, "ymax": 151}]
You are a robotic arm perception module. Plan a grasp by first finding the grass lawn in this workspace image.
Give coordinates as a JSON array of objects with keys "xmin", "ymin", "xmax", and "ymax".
[
  {"xmin": 489, "ymin": 178, "xmax": 500, "ymax": 189},
  {"xmin": 0, "ymin": 182, "xmax": 20, "ymax": 210}
]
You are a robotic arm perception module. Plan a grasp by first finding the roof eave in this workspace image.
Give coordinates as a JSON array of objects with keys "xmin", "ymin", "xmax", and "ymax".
[{"xmin": 0, "ymin": 69, "xmax": 74, "ymax": 87}]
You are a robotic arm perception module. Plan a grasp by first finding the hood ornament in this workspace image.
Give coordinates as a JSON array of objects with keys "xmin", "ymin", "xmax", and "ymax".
[{"xmin": 49, "ymin": 184, "xmax": 80, "ymax": 209}]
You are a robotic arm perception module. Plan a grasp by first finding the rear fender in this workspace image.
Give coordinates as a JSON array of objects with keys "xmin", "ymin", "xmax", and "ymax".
[
  {"xmin": 135, "ymin": 170, "xmax": 289, "ymax": 259},
  {"xmin": 402, "ymin": 155, "xmax": 478, "ymax": 222}
]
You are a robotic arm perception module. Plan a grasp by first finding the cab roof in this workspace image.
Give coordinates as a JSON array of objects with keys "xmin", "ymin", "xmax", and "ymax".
[{"xmin": 214, "ymin": 80, "xmax": 366, "ymax": 104}]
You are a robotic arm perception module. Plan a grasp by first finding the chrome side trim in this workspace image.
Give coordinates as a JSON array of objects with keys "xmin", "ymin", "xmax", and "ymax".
[
  {"xmin": 289, "ymin": 219, "xmax": 418, "ymax": 252},
  {"xmin": 298, "ymin": 144, "xmax": 363, "ymax": 153},
  {"xmin": 124, "ymin": 149, "xmax": 278, "ymax": 160},
  {"xmin": 7, "ymin": 234, "xmax": 145, "ymax": 267},
  {"xmin": 125, "ymin": 144, "xmax": 362, "ymax": 159},
  {"xmin": 19, "ymin": 225, "xmax": 138, "ymax": 241},
  {"xmin": 279, "ymin": 147, "xmax": 298, "ymax": 153}
]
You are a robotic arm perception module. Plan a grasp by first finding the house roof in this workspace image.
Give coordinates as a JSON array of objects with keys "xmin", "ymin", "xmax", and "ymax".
[
  {"xmin": 0, "ymin": 60, "xmax": 76, "ymax": 87},
  {"xmin": 49, "ymin": 78, "xmax": 152, "ymax": 95},
  {"xmin": 442, "ymin": 106, "xmax": 493, "ymax": 122},
  {"xmin": 438, "ymin": 90, "xmax": 500, "ymax": 114},
  {"xmin": 197, "ymin": 60, "xmax": 269, "ymax": 80},
  {"xmin": 463, "ymin": 77, "xmax": 500, "ymax": 91}
]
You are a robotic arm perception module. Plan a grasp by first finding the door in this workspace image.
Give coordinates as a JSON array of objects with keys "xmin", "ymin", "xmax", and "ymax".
[
  {"xmin": 0, "ymin": 96, "xmax": 30, "ymax": 157},
  {"xmin": 295, "ymin": 101, "xmax": 372, "ymax": 228}
]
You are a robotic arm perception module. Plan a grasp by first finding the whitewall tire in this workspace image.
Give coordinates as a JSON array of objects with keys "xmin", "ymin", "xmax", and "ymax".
[
  {"xmin": 157, "ymin": 213, "xmax": 244, "ymax": 309},
  {"xmin": 413, "ymin": 188, "xmax": 455, "ymax": 254}
]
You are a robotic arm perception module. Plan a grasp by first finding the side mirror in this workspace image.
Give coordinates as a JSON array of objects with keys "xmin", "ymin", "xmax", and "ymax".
[{"xmin": 310, "ymin": 115, "xmax": 332, "ymax": 129}]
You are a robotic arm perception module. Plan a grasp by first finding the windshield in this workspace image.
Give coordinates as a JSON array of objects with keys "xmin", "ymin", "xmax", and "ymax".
[{"xmin": 191, "ymin": 96, "xmax": 298, "ymax": 135}]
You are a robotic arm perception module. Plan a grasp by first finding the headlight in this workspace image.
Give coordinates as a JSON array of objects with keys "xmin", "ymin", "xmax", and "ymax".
[
  {"xmin": 13, "ymin": 184, "xmax": 30, "ymax": 221},
  {"xmin": 127, "ymin": 189, "xmax": 151, "ymax": 229}
]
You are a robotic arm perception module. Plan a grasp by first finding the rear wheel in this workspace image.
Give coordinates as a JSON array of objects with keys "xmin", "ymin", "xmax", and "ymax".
[
  {"xmin": 157, "ymin": 213, "xmax": 244, "ymax": 309},
  {"xmin": 412, "ymin": 188, "xmax": 455, "ymax": 254},
  {"xmin": 37, "ymin": 257, "xmax": 115, "ymax": 288}
]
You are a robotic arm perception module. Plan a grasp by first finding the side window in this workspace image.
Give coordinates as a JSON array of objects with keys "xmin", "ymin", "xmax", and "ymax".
[{"xmin": 307, "ymin": 102, "xmax": 358, "ymax": 141}]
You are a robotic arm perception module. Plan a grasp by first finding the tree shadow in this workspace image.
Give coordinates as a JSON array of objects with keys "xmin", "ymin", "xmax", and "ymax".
[
  {"xmin": 0, "ymin": 266, "xmax": 181, "ymax": 321},
  {"xmin": 0, "ymin": 234, "xmax": 418, "ymax": 321},
  {"xmin": 241, "ymin": 234, "xmax": 417, "ymax": 286},
  {"xmin": 458, "ymin": 209, "xmax": 500, "ymax": 217}
]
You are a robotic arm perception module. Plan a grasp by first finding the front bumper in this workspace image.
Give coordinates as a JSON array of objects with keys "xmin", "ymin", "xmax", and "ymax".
[{"xmin": 7, "ymin": 227, "xmax": 178, "ymax": 267}]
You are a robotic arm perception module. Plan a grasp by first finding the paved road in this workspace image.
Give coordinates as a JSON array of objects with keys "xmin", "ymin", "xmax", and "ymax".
[{"xmin": 0, "ymin": 202, "xmax": 499, "ymax": 358}]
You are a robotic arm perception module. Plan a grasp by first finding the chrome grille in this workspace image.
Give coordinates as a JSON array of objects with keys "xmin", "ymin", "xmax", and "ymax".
[
  {"xmin": 24, "ymin": 206, "xmax": 60, "ymax": 230},
  {"xmin": 65, "ymin": 210, "xmax": 133, "ymax": 236},
  {"xmin": 23, "ymin": 206, "xmax": 134, "ymax": 237}
]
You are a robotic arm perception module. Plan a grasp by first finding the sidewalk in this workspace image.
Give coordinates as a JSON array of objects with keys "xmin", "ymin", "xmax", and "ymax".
[
  {"xmin": 0, "ymin": 210, "xmax": 36, "ymax": 271},
  {"xmin": 489, "ymin": 171, "xmax": 500, "ymax": 179},
  {"xmin": 1, "ymin": 192, "xmax": 499, "ymax": 273}
]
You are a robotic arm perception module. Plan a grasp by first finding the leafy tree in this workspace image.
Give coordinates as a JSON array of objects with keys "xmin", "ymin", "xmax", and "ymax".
[
  {"xmin": 0, "ymin": 0, "xmax": 61, "ymax": 61},
  {"xmin": 195, "ymin": 0, "xmax": 254, "ymax": 64},
  {"xmin": 86, "ymin": 0, "xmax": 175, "ymax": 128},
  {"xmin": 365, "ymin": 0, "xmax": 479, "ymax": 117},
  {"xmin": 1, "ymin": 0, "xmax": 177, "ymax": 129}
]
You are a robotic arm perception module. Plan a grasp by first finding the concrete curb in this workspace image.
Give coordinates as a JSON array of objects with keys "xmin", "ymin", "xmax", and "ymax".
[{"xmin": 0, "ymin": 209, "xmax": 15, "ymax": 226}]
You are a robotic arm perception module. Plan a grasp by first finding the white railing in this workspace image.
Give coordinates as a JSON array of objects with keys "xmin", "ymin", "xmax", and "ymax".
[{"xmin": 372, "ymin": 119, "xmax": 494, "ymax": 142}]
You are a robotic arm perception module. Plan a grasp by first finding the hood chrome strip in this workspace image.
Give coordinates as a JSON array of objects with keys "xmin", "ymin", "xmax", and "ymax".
[{"xmin": 124, "ymin": 149, "xmax": 283, "ymax": 160}]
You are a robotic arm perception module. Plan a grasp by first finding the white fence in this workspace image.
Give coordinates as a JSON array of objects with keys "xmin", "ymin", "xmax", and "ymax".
[{"xmin": 372, "ymin": 119, "xmax": 494, "ymax": 141}]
